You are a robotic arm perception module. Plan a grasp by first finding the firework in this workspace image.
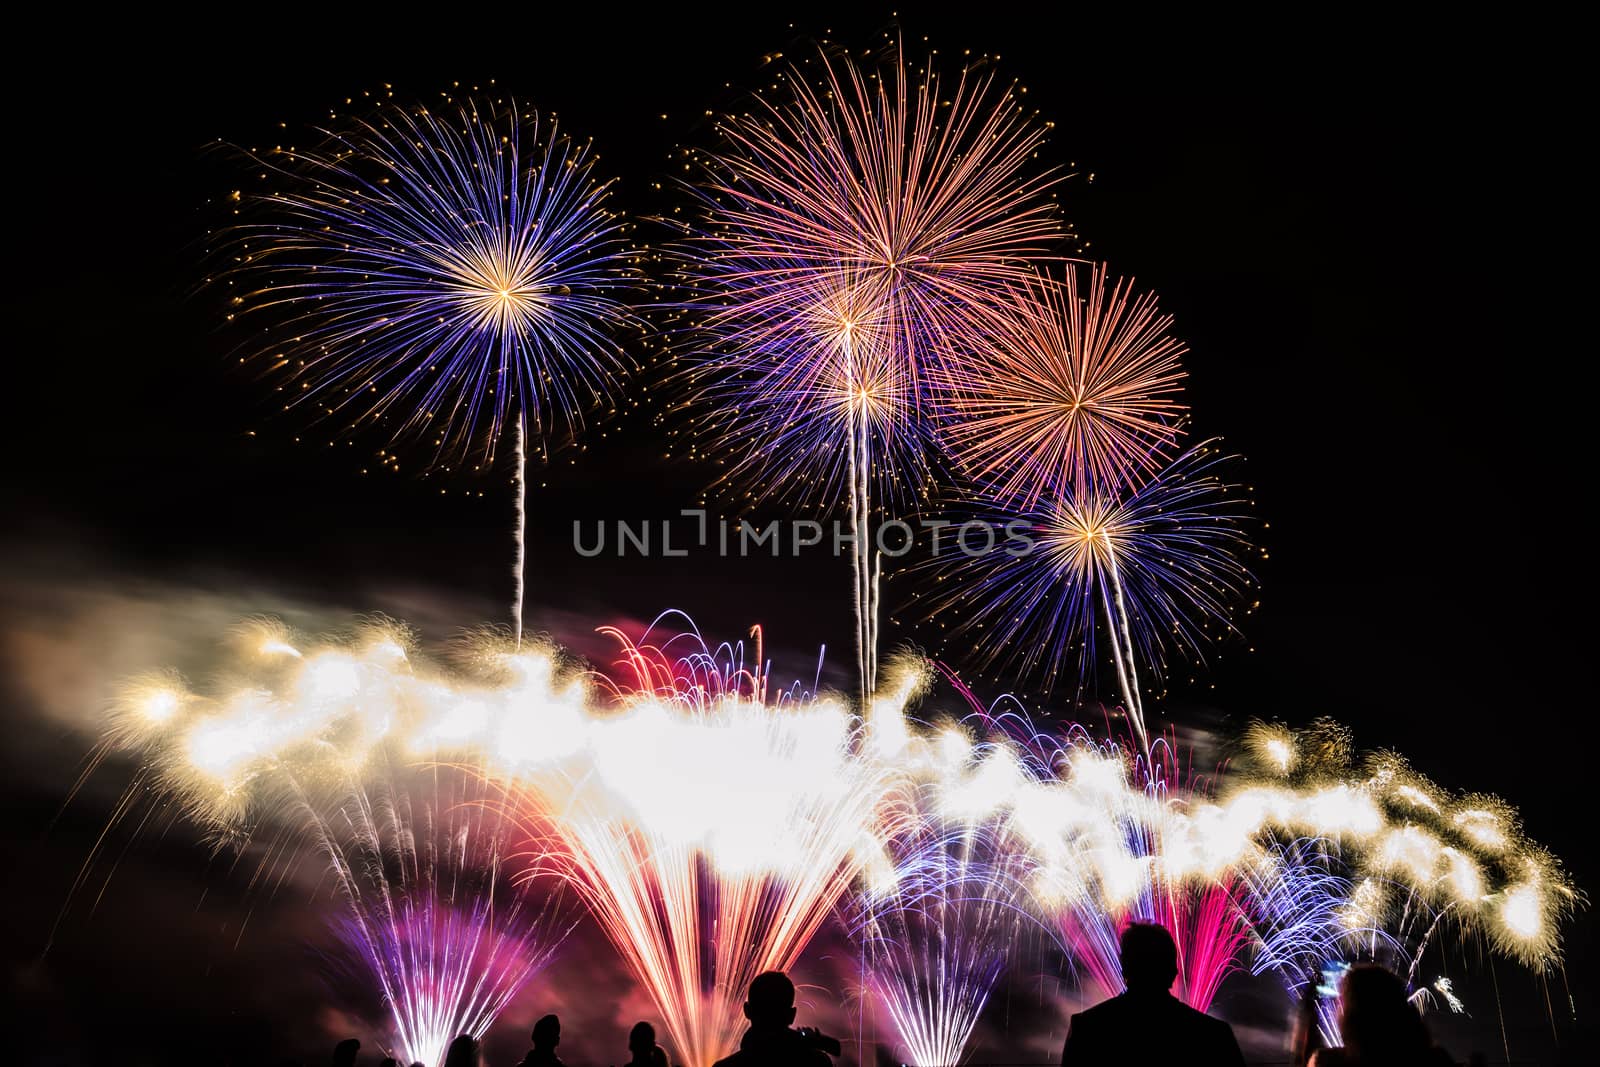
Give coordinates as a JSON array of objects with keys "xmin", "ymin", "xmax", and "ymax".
[
  {"xmin": 919, "ymin": 442, "xmax": 1253, "ymax": 751},
  {"xmin": 920, "ymin": 706, "xmax": 1578, "ymax": 1017},
  {"xmin": 675, "ymin": 44, "xmax": 1059, "ymax": 698},
  {"xmin": 93, "ymin": 620, "xmax": 1577, "ymax": 1060},
  {"xmin": 103, "ymin": 624, "xmax": 571, "ymax": 1065},
  {"xmin": 319, "ymin": 759, "xmax": 568, "ymax": 1066},
  {"xmin": 937, "ymin": 264, "xmax": 1188, "ymax": 507},
  {"xmin": 510, "ymin": 621, "xmax": 905, "ymax": 1067},
  {"xmin": 1239, "ymin": 838, "xmax": 1391, "ymax": 1045},
  {"xmin": 854, "ymin": 769, "xmax": 1032, "ymax": 1066},
  {"xmin": 925, "ymin": 265, "xmax": 1194, "ymax": 756},
  {"xmin": 1030, "ymin": 734, "xmax": 1250, "ymax": 1011},
  {"xmin": 1231, "ymin": 723, "xmax": 1579, "ymax": 971},
  {"xmin": 223, "ymin": 94, "xmax": 637, "ymax": 642}
]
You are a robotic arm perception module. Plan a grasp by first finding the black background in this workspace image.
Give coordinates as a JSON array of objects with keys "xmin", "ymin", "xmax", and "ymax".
[{"xmin": 1, "ymin": 7, "xmax": 1590, "ymax": 1065}]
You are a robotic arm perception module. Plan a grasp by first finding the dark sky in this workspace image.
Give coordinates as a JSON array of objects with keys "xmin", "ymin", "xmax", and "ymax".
[{"xmin": 1, "ymin": 8, "xmax": 1590, "ymax": 1065}]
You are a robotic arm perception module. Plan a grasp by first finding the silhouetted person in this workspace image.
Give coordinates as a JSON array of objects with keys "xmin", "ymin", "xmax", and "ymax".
[
  {"xmin": 443, "ymin": 1034, "xmax": 481, "ymax": 1067},
  {"xmin": 624, "ymin": 1021, "xmax": 669, "ymax": 1067},
  {"xmin": 332, "ymin": 1039, "xmax": 361, "ymax": 1067},
  {"xmin": 611, "ymin": 1017, "xmax": 662, "ymax": 1067},
  {"xmin": 379, "ymin": 1059, "xmax": 398, "ymax": 1067},
  {"xmin": 713, "ymin": 971, "xmax": 833, "ymax": 1067},
  {"xmin": 1061, "ymin": 922, "xmax": 1245, "ymax": 1066},
  {"xmin": 1310, "ymin": 965, "xmax": 1453, "ymax": 1066},
  {"xmin": 522, "ymin": 1014, "xmax": 565, "ymax": 1067}
]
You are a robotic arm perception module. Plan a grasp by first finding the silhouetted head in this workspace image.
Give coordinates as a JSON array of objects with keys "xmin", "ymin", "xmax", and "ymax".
[
  {"xmin": 743, "ymin": 970, "xmax": 798, "ymax": 1029},
  {"xmin": 379, "ymin": 1059, "xmax": 398, "ymax": 1067},
  {"xmin": 533, "ymin": 1013, "xmax": 562, "ymax": 1050},
  {"xmin": 332, "ymin": 1039, "xmax": 361, "ymax": 1067},
  {"xmin": 1339, "ymin": 964, "xmax": 1432, "ymax": 1056},
  {"xmin": 629, "ymin": 1021, "xmax": 656, "ymax": 1053},
  {"xmin": 1119, "ymin": 922, "xmax": 1179, "ymax": 994},
  {"xmin": 442, "ymin": 1034, "xmax": 479, "ymax": 1067}
]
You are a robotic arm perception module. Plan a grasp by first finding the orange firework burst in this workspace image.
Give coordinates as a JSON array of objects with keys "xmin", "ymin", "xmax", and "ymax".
[{"xmin": 938, "ymin": 263, "xmax": 1189, "ymax": 507}]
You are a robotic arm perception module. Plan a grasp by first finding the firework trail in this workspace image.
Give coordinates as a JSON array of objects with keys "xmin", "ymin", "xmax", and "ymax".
[
  {"xmin": 222, "ymin": 93, "xmax": 638, "ymax": 643},
  {"xmin": 920, "ymin": 443, "xmax": 1253, "ymax": 752},
  {"xmin": 675, "ymin": 43, "xmax": 1059, "ymax": 699},
  {"xmin": 853, "ymin": 772, "xmax": 1032, "ymax": 1067},
  {"xmin": 107, "ymin": 623, "xmax": 570, "ymax": 1065}
]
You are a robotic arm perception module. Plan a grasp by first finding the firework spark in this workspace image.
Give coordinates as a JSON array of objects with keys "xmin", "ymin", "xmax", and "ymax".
[
  {"xmin": 1239, "ymin": 838, "xmax": 1392, "ymax": 1045},
  {"xmin": 674, "ymin": 44, "xmax": 1059, "ymax": 698},
  {"xmin": 1232, "ymin": 723, "xmax": 1579, "ymax": 971}
]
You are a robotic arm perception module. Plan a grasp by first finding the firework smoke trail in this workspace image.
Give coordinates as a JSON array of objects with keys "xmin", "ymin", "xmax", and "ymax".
[
  {"xmin": 513, "ymin": 416, "xmax": 527, "ymax": 647},
  {"xmin": 854, "ymin": 772, "xmax": 1032, "ymax": 1066},
  {"xmin": 107, "ymin": 624, "xmax": 571, "ymax": 1065},
  {"xmin": 511, "ymin": 620, "xmax": 908, "ymax": 1067},
  {"xmin": 846, "ymin": 331, "xmax": 871, "ymax": 697},
  {"xmin": 675, "ymin": 43, "xmax": 1059, "ymax": 699},
  {"xmin": 1103, "ymin": 550, "xmax": 1151, "ymax": 757},
  {"xmin": 222, "ymin": 93, "xmax": 637, "ymax": 639},
  {"xmin": 919, "ymin": 443, "xmax": 1253, "ymax": 747}
]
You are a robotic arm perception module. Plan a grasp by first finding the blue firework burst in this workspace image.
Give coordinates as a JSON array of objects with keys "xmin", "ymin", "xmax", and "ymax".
[
  {"xmin": 225, "ymin": 93, "xmax": 637, "ymax": 465},
  {"xmin": 916, "ymin": 441, "xmax": 1255, "ymax": 696}
]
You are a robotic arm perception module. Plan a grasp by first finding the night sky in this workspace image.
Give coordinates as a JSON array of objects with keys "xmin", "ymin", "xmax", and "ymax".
[{"xmin": 1, "ymin": 8, "xmax": 1590, "ymax": 1065}]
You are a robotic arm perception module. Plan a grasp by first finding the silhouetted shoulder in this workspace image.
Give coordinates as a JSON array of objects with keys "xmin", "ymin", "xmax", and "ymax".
[
  {"xmin": 711, "ymin": 1048, "xmax": 830, "ymax": 1067},
  {"xmin": 1311, "ymin": 1047, "xmax": 1454, "ymax": 1067},
  {"xmin": 1070, "ymin": 998, "xmax": 1120, "ymax": 1024},
  {"xmin": 1064, "ymin": 993, "xmax": 1243, "ymax": 1066},
  {"xmin": 1197, "ymin": 1009, "xmax": 1246, "ymax": 1067}
]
